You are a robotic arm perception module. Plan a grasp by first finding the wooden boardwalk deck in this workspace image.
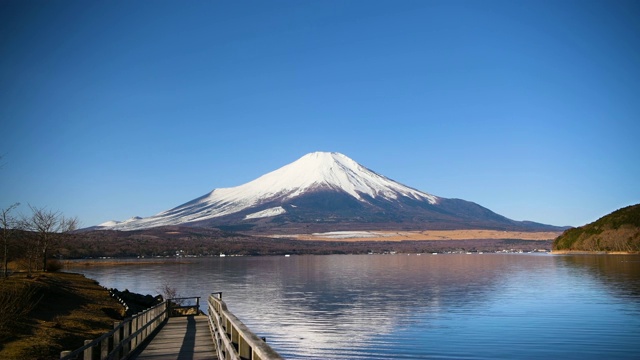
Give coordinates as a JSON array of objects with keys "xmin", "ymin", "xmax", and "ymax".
[{"xmin": 133, "ymin": 315, "xmax": 217, "ymax": 360}]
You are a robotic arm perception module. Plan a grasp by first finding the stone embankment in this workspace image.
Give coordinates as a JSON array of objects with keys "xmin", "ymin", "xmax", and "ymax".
[{"xmin": 109, "ymin": 288, "xmax": 163, "ymax": 316}]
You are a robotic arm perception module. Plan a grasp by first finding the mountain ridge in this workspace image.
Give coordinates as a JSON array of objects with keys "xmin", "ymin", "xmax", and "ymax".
[{"xmin": 96, "ymin": 152, "xmax": 565, "ymax": 233}]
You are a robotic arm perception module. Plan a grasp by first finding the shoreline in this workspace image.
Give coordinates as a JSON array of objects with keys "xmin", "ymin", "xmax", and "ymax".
[
  {"xmin": 550, "ymin": 250, "xmax": 640, "ymax": 255},
  {"xmin": 63, "ymin": 258, "xmax": 190, "ymax": 268},
  {"xmin": 60, "ymin": 249, "xmax": 640, "ymax": 264}
]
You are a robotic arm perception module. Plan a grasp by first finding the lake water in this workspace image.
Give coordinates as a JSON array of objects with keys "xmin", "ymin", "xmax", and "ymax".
[{"xmin": 74, "ymin": 254, "xmax": 640, "ymax": 359}]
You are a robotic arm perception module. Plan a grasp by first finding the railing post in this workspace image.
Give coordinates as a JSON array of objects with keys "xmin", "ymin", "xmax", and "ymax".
[
  {"xmin": 156, "ymin": 305, "xmax": 160, "ymax": 328},
  {"xmin": 163, "ymin": 301, "xmax": 167, "ymax": 320},
  {"xmin": 123, "ymin": 318, "xmax": 131, "ymax": 356},
  {"xmin": 60, "ymin": 350, "xmax": 71, "ymax": 359},
  {"xmin": 100, "ymin": 336, "xmax": 109, "ymax": 360},
  {"xmin": 138, "ymin": 311, "xmax": 144, "ymax": 347},
  {"xmin": 136, "ymin": 312, "xmax": 143, "ymax": 347},
  {"xmin": 153, "ymin": 303, "xmax": 163, "ymax": 331},
  {"xmin": 151, "ymin": 306, "xmax": 156, "ymax": 330},
  {"xmin": 143, "ymin": 311, "xmax": 149, "ymax": 339},
  {"xmin": 83, "ymin": 339, "xmax": 93, "ymax": 360},
  {"xmin": 113, "ymin": 321, "xmax": 121, "ymax": 359},
  {"xmin": 132, "ymin": 315, "xmax": 139, "ymax": 350},
  {"xmin": 239, "ymin": 336, "xmax": 252, "ymax": 359}
]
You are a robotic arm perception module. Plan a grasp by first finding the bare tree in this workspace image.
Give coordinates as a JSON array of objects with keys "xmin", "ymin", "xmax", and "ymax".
[
  {"xmin": 1, "ymin": 203, "xmax": 19, "ymax": 278},
  {"xmin": 21, "ymin": 205, "xmax": 78, "ymax": 272},
  {"xmin": 158, "ymin": 280, "xmax": 181, "ymax": 302}
]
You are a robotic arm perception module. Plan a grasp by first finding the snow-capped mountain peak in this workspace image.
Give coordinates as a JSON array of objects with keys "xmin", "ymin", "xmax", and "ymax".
[
  {"xmin": 99, "ymin": 152, "xmax": 439, "ymax": 230},
  {"xmin": 218, "ymin": 151, "xmax": 438, "ymax": 203}
]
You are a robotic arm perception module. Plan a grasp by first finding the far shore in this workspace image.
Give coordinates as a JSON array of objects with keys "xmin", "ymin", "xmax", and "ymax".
[
  {"xmin": 273, "ymin": 229, "xmax": 562, "ymax": 242},
  {"xmin": 63, "ymin": 258, "xmax": 190, "ymax": 268}
]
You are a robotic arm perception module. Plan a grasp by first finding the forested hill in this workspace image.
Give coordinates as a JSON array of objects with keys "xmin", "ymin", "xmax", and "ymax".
[{"xmin": 553, "ymin": 204, "xmax": 640, "ymax": 252}]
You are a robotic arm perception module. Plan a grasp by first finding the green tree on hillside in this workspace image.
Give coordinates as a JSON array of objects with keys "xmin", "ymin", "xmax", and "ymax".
[{"xmin": 553, "ymin": 204, "xmax": 640, "ymax": 252}]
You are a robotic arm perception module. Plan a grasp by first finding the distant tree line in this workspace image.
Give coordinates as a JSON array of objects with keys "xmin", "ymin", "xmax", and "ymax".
[{"xmin": 54, "ymin": 231, "xmax": 552, "ymax": 259}]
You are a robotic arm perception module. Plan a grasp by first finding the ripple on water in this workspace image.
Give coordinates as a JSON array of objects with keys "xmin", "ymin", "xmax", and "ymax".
[{"xmin": 76, "ymin": 254, "xmax": 640, "ymax": 359}]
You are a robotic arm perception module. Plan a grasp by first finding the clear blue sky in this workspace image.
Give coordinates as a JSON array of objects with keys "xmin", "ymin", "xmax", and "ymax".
[{"xmin": 1, "ymin": 0, "xmax": 639, "ymax": 228}]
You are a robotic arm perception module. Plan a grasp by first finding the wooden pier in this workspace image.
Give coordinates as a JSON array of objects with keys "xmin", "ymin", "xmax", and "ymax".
[
  {"xmin": 60, "ymin": 294, "xmax": 283, "ymax": 360},
  {"xmin": 133, "ymin": 316, "xmax": 216, "ymax": 360}
]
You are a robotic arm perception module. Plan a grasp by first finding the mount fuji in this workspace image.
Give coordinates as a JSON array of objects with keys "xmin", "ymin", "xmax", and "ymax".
[{"xmin": 97, "ymin": 152, "xmax": 561, "ymax": 233}]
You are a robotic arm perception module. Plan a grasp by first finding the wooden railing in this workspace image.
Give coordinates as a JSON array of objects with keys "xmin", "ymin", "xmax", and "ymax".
[
  {"xmin": 168, "ymin": 296, "xmax": 201, "ymax": 316},
  {"xmin": 59, "ymin": 301, "xmax": 168, "ymax": 360},
  {"xmin": 208, "ymin": 292, "xmax": 284, "ymax": 360}
]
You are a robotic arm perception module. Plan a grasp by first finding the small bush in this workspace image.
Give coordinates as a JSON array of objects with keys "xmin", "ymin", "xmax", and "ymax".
[
  {"xmin": 46, "ymin": 259, "xmax": 63, "ymax": 272},
  {"xmin": 158, "ymin": 280, "xmax": 183, "ymax": 305}
]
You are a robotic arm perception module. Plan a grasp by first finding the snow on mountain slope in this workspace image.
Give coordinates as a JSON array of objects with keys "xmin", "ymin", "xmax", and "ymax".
[
  {"xmin": 101, "ymin": 152, "xmax": 439, "ymax": 230},
  {"xmin": 244, "ymin": 206, "xmax": 287, "ymax": 220},
  {"xmin": 99, "ymin": 216, "xmax": 142, "ymax": 227}
]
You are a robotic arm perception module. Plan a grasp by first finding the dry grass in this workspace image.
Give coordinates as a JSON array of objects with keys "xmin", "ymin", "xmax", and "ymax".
[
  {"xmin": 282, "ymin": 229, "xmax": 562, "ymax": 242},
  {"xmin": 0, "ymin": 272, "xmax": 125, "ymax": 360}
]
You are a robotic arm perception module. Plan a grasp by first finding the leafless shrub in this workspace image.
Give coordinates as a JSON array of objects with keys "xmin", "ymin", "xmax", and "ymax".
[
  {"xmin": 158, "ymin": 280, "xmax": 182, "ymax": 305},
  {"xmin": 0, "ymin": 282, "xmax": 42, "ymax": 339},
  {"xmin": 46, "ymin": 259, "xmax": 63, "ymax": 272}
]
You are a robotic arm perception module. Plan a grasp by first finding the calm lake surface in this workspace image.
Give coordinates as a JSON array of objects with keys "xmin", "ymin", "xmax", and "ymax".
[{"xmin": 74, "ymin": 254, "xmax": 640, "ymax": 359}]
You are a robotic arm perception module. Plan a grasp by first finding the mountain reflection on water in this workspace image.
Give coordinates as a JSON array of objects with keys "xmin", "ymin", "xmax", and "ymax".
[{"xmin": 76, "ymin": 254, "xmax": 640, "ymax": 359}]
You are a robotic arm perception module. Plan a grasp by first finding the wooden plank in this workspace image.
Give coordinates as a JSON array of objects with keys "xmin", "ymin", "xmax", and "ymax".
[{"xmin": 133, "ymin": 316, "xmax": 217, "ymax": 360}]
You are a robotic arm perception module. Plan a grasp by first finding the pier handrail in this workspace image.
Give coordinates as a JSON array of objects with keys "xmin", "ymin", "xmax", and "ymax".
[
  {"xmin": 59, "ymin": 300, "xmax": 168, "ymax": 360},
  {"xmin": 167, "ymin": 296, "xmax": 201, "ymax": 316},
  {"xmin": 208, "ymin": 292, "xmax": 284, "ymax": 360}
]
